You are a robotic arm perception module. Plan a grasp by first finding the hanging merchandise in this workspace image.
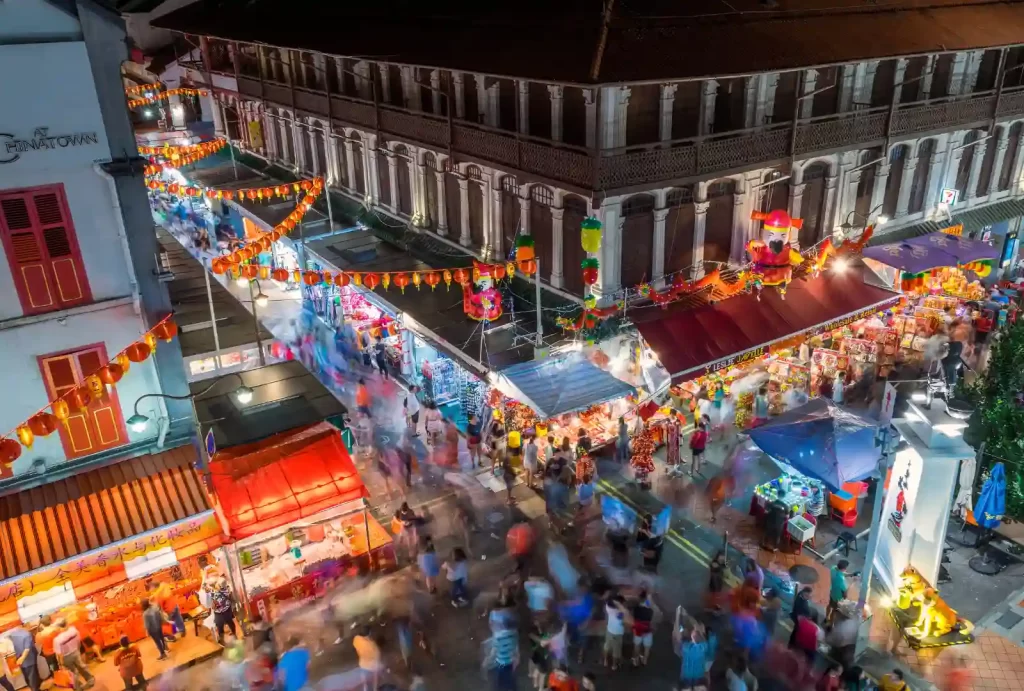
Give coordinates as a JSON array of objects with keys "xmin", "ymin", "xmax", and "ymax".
[
  {"xmin": 581, "ymin": 217, "xmax": 602, "ymax": 254},
  {"xmin": 127, "ymin": 87, "xmax": 209, "ymax": 109},
  {"xmin": 630, "ymin": 425, "xmax": 656, "ymax": 485}
]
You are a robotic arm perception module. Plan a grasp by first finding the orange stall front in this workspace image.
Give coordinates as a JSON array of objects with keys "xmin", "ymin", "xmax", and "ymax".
[
  {"xmin": 0, "ymin": 446, "xmax": 222, "ymax": 651},
  {"xmin": 207, "ymin": 422, "xmax": 393, "ymax": 622}
]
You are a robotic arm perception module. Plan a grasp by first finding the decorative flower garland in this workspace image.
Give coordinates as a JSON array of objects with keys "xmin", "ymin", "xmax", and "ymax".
[
  {"xmin": 128, "ymin": 88, "xmax": 209, "ymax": 109},
  {"xmin": 0, "ymin": 317, "xmax": 179, "ymax": 468}
]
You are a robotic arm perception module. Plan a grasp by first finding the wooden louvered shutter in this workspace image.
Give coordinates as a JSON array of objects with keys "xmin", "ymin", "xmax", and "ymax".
[{"xmin": 0, "ymin": 185, "xmax": 90, "ymax": 316}]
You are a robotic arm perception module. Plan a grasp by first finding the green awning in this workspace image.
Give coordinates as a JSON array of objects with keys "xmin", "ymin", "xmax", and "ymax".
[{"xmin": 869, "ymin": 198, "xmax": 1024, "ymax": 245}]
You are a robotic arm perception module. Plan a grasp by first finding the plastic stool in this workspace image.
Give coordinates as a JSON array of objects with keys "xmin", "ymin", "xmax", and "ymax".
[{"xmin": 835, "ymin": 531, "xmax": 859, "ymax": 557}]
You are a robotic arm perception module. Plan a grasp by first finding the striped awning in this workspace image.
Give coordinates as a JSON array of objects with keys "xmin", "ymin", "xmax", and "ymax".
[
  {"xmin": 869, "ymin": 198, "xmax": 1024, "ymax": 245},
  {"xmin": 0, "ymin": 446, "xmax": 211, "ymax": 581}
]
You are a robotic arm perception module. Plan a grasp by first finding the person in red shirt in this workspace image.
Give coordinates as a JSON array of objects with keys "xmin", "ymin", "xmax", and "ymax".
[
  {"xmin": 355, "ymin": 378, "xmax": 372, "ymax": 416},
  {"xmin": 688, "ymin": 422, "xmax": 708, "ymax": 477},
  {"xmin": 547, "ymin": 665, "xmax": 579, "ymax": 691},
  {"xmin": 974, "ymin": 310, "xmax": 994, "ymax": 344}
]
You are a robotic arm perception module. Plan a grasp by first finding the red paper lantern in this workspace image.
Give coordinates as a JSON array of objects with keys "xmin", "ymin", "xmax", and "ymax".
[
  {"xmin": 28, "ymin": 412, "xmax": 58, "ymax": 437},
  {"xmin": 453, "ymin": 268, "xmax": 470, "ymax": 286},
  {"xmin": 0, "ymin": 438, "xmax": 21, "ymax": 465},
  {"xmin": 493, "ymin": 264, "xmax": 507, "ymax": 281},
  {"xmin": 237, "ymin": 247, "xmax": 254, "ymax": 261},
  {"xmin": 303, "ymin": 271, "xmax": 322, "ymax": 286},
  {"xmin": 582, "ymin": 267, "xmax": 599, "ymax": 285},
  {"xmin": 334, "ymin": 272, "xmax": 350, "ymax": 288},
  {"xmin": 153, "ymin": 320, "xmax": 178, "ymax": 342},
  {"xmin": 363, "ymin": 273, "xmax": 381, "ymax": 291},
  {"xmin": 98, "ymin": 363, "xmax": 124, "ymax": 387},
  {"xmin": 518, "ymin": 260, "xmax": 537, "ymax": 275},
  {"xmin": 424, "ymin": 272, "xmax": 440, "ymax": 290},
  {"xmin": 67, "ymin": 387, "xmax": 92, "ymax": 411},
  {"xmin": 271, "ymin": 268, "xmax": 289, "ymax": 282},
  {"xmin": 240, "ymin": 264, "xmax": 259, "ymax": 279},
  {"xmin": 393, "ymin": 273, "xmax": 410, "ymax": 293},
  {"xmin": 125, "ymin": 341, "xmax": 151, "ymax": 363},
  {"xmin": 211, "ymin": 259, "xmax": 227, "ymax": 275}
]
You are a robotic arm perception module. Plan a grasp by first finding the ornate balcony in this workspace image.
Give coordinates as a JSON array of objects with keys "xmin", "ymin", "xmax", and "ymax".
[{"xmin": 231, "ymin": 73, "xmax": 1024, "ymax": 195}]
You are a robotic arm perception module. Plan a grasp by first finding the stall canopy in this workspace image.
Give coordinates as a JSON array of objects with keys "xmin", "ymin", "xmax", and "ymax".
[
  {"xmin": 747, "ymin": 398, "xmax": 881, "ymax": 489},
  {"xmin": 863, "ymin": 232, "xmax": 998, "ymax": 271},
  {"xmin": 491, "ymin": 354, "xmax": 636, "ymax": 419},
  {"xmin": 209, "ymin": 422, "xmax": 368, "ymax": 541},
  {"xmin": 635, "ymin": 267, "xmax": 901, "ymax": 383}
]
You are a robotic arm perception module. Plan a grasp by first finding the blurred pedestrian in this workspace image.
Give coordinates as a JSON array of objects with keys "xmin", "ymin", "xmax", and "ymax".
[
  {"xmin": 689, "ymin": 421, "xmax": 708, "ymax": 476},
  {"xmin": 467, "ymin": 414, "xmax": 483, "ymax": 467},
  {"xmin": 418, "ymin": 536, "xmax": 440, "ymax": 593},
  {"xmin": 114, "ymin": 636, "xmax": 145, "ymax": 691},
  {"xmin": 615, "ymin": 417, "xmax": 630, "ymax": 464},
  {"xmin": 603, "ymin": 595, "xmax": 627, "ymax": 670},
  {"xmin": 547, "ymin": 665, "xmax": 579, "ymax": 691},
  {"xmin": 356, "ymin": 378, "xmax": 372, "ymax": 416},
  {"xmin": 141, "ymin": 599, "xmax": 170, "ymax": 660},
  {"xmin": 277, "ymin": 637, "xmax": 310, "ymax": 691},
  {"xmin": 674, "ymin": 618, "xmax": 710, "ymax": 690},
  {"xmin": 524, "ymin": 435, "xmax": 539, "ymax": 490},
  {"xmin": 818, "ymin": 664, "xmax": 843, "ymax": 691},
  {"xmin": 405, "ymin": 385, "xmax": 421, "ymax": 435},
  {"xmin": 483, "ymin": 625, "xmax": 519, "ymax": 691},
  {"xmin": 353, "ymin": 626, "xmax": 383, "ymax": 691},
  {"xmin": 444, "ymin": 547, "xmax": 470, "ymax": 607},
  {"xmin": 631, "ymin": 590, "xmax": 655, "ymax": 667}
]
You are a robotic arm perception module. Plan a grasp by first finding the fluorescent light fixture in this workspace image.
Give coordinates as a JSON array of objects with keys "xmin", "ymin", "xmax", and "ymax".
[{"xmin": 123, "ymin": 546, "xmax": 178, "ymax": 581}]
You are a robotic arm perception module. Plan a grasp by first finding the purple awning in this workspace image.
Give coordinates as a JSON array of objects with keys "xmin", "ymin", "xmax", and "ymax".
[
  {"xmin": 864, "ymin": 232, "xmax": 999, "ymax": 272},
  {"xmin": 906, "ymin": 233, "xmax": 999, "ymax": 264}
]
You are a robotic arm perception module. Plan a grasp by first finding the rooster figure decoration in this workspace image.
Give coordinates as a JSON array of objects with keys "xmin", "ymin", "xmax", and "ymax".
[{"xmin": 747, "ymin": 209, "xmax": 806, "ymax": 299}]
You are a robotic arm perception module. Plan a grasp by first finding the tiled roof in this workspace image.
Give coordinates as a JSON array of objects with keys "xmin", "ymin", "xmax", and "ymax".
[{"xmin": 153, "ymin": 0, "xmax": 1024, "ymax": 83}]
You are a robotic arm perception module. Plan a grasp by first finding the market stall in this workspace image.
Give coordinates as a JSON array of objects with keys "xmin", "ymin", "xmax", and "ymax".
[
  {"xmin": 0, "ymin": 450, "xmax": 222, "ymax": 651},
  {"xmin": 208, "ymin": 422, "xmax": 392, "ymax": 622}
]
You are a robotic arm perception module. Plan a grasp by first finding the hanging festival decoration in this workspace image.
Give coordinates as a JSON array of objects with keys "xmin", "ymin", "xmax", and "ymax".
[
  {"xmin": 145, "ymin": 178, "xmax": 315, "ymax": 203},
  {"xmin": 463, "ymin": 261, "xmax": 504, "ymax": 322},
  {"xmin": 124, "ymin": 82, "xmax": 164, "ymax": 97},
  {"xmin": 139, "ymin": 138, "xmax": 225, "ymax": 161},
  {"xmin": 127, "ymin": 87, "xmax": 209, "ymax": 109},
  {"xmin": 747, "ymin": 209, "xmax": 805, "ymax": 299},
  {"xmin": 581, "ymin": 258, "xmax": 600, "ymax": 286},
  {"xmin": 515, "ymin": 236, "xmax": 535, "ymax": 262},
  {"xmin": 580, "ymin": 217, "xmax": 602, "ymax": 254},
  {"xmin": 637, "ymin": 267, "xmax": 750, "ymax": 309},
  {"xmin": 555, "ymin": 301, "xmax": 623, "ymax": 332},
  {"xmin": 808, "ymin": 223, "xmax": 876, "ymax": 275},
  {"xmin": 0, "ymin": 316, "xmax": 178, "ymax": 466}
]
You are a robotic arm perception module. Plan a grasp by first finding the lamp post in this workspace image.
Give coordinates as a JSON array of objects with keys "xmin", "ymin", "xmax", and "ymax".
[{"xmin": 839, "ymin": 204, "xmax": 890, "ymax": 238}]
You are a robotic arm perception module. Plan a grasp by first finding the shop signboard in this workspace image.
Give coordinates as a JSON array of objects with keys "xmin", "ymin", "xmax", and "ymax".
[
  {"xmin": 0, "ymin": 511, "xmax": 222, "ymax": 615},
  {"xmin": 939, "ymin": 189, "xmax": 959, "ymax": 206},
  {"xmin": 940, "ymin": 224, "xmax": 964, "ymax": 237},
  {"xmin": 879, "ymin": 382, "xmax": 898, "ymax": 425}
]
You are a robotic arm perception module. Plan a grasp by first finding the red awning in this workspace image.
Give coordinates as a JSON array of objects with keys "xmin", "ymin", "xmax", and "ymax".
[
  {"xmin": 209, "ymin": 422, "xmax": 368, "ymax": 541},
  {"xmin": 634, "ymin": 268, "xmax": 901, "ymax": 383}
]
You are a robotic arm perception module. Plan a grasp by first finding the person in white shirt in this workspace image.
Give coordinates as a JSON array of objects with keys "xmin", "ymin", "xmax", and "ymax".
[
  {"xmin": 404, "ymin": 386, "xmax": 421, "ymax": 436},
  {"xmin": 523, "ymin": 436, "xmax": 539, "ymax": 490},
  {"xmin": 52, "ymin": 620, "xmax": 94, "ymax": 688},
  {"xmin": 603, "ymin": 597, "xmax": 627, "ymax": 670}
]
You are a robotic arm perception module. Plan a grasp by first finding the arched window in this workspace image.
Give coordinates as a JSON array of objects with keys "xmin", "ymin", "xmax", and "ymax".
[
  {"xmin": 393, "ymin": 145, "xmax": 413, "ymax": 216},
  {"xmin": 799, "ymin": 163, "xmax": 828, "ymax": 247},
  {"xmin": 530, "ymin": 185, "xmax": 554, "ymax": 206},
  {"xmin": 466, "ymin": 165, "xmax": 483, "ymax": 181},
  {"xmin": 882, "ymin": 145, "xmax": 908, "ymax": 218},
  {"xmin": 562, "ymin": 195, "xmax": 589, "ymax": 296},
  {"xmin": 909, "ymin": 139, "xmax": 935, "ymax": 213},
  {"xmin": 620, "ymin": 194, "xmax": 656, "ymax": 288},
  {"xmin": 665, "ymin": 186, "xmax": 695, "ymax": 277},
  {"xmin": 999, "ymin": 123, "xmax": 1023, "ymax": 191}
]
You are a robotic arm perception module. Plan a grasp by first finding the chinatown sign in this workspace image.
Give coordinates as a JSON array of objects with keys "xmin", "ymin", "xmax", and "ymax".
[{"xmin": 0, "ymin": 127, "xmax": 100, "ymax": 164}]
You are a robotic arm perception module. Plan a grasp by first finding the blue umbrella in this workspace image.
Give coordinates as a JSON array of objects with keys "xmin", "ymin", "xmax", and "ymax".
[{"xmin": 974, "ymin": 462, "xmax": 1006, "ymax": 529}]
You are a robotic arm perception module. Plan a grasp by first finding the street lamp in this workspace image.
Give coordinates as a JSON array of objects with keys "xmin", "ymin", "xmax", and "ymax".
[{"xmin": 127, "ymin": 371, "xmax": 254, "ymax": 433}]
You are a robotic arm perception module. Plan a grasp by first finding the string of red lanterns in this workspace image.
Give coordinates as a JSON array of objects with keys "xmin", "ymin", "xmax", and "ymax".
[
  {"xmin": 139, "ymin": 138, "xmax": 226, "ymax": 160},
  {"xmin": 145, "ymin": 177, "xmax": 319, "ymax": 203},
  {"xmin": 127, "ymin": 88, "xmax": 209, "ymax": 109},
  {"xmin": 124, "ymin": 82, "xmax": 164, "ymax": 96},
  {"xmin": 0, "ymin": 316, "xmax": 179, "ymax": 467}
]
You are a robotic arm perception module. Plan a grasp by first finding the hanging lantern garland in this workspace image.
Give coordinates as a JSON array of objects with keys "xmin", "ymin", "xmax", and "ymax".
[
  {"xmin": 139, "ymin": 138, "xmax": 226, "ymax": 161},
  {"xmin": 127, "ymin": 87, "xmax": 209, "ymax": 109},
  {"xmin": 0, "ymin": 316, "xmax": 179, "ymax": 469},
  {"xmin": 145, "ymin": 177, "xmax": 316, "ymax": 203},
  {"xmin": 124, "ymin": 82, "xmax": 165, "ymax": 97}
]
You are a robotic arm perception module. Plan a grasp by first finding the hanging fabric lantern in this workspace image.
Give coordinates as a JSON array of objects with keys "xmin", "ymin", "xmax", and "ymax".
[
  {"xmin": 272, "ymin": 268, "xmax": 290, "ymax": 282},
  {"xmin": 52, "ymin": 399, "xmax": 70, "ymax": 427},
  {"xmin": 154, "ymin": 320, "xmax": 178, "ymax": 342},
  {"xmin": 85, "ymin": 374, "xmax": 106, "ymax": 401},
  {"xmin": 143, "ymin": 332, "xmax": 159, "ymax": 352},
  {"xmin": 115, "ymin": 353, "xmax": 131, "ymax": 374},
  {"xmin": 393, "ymin": 273, "xmax": 410, "ymax": 293},
  {"xmin": 381, "ymin": 273, "xmax": 391, "ymax": 291},
  {"xmin": 67, "ymin": 387, "xmax": 92, "ymax": 411},
  {"xmin": 240, "ymin": 264, "xmax": 259, "ymax": 280},
  {"xmin": 334, "ymin": 272, "xmax": 351, "ymax": 288},
  {"xmin": 517, "ymin": 259, "xmax": 537, "ymax": 275},
  {"xmin": 581, "ymin": 257, "xmax": 600, "ymax": 286},
  {"xmin": 515, "ymin": 235, "xmax": 536, "ymax": 262},
  {"xmin": 581, "ymin": 217, "xmax": 602, "ymax": 254},
  {"xmin": 16, "ymin": 425, "xmax": 33, "ymax": 449},
  {"xmin": 493, "ymin": 264, "xmax": 507, "ymax": 281},
  {"xmin": 442, "ymin": 270, "xmax": 453, "ymax": 289},
  {"xmin": 126, "ymin": 341, "xmax": 152, "ymax": 363},
  {"xmin": 211, "ymin": 259, "xmax": 227, "ymax": 275},
  {"xmin": 237, "ymin": 247, "xmax": 254, "ymax": 261},
  {"xmin": 352, "ymin": 273, "xmax": 363, "ymax": 287},
  {"xmin": 303, "ymin": 271, "xmax": 322, "ymax": 286},
  {"xmin": 0, "ymin": 438, "xmax": 21, "ymax": 465},
  {"xmin": 424, "ymin": 272, "xmax": 440, "ymax": 290},
  {"xmin": 98, "ymin": 363, "xmax": 124, "ymax": 388},
  {"xmin": 259, "ymin": 265, "xmax": 270, "ymax": 280},
  {"xmin": 453, "ymin": 268, "xmax": 469, "ymax": 286},
  {"xmin": 506, "ymin": 262, "xmax": 516, "ymax": 279},
  {"xmin": 412, "ymin": 272, "xmax": 421, "ymax": 290},
  {"xmin": 28, "ymin": 412, "xmax": 58, "ymax": 437},
  {"xmin": 363, "ymin": 273, "xmax": 381, "ymax": 291}
]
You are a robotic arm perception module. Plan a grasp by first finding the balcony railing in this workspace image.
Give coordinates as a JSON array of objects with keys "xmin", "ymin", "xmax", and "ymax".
[{"xmin": 226, "ymin": 70, "xmax": 1024, "ymax": 194}]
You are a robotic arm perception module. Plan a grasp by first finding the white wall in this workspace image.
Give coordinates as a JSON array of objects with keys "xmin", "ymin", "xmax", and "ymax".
[
  {"xmin": 0, "ymin": 303, "xmax": 165, "ymax": 477},
  {"xmin": 0, "ymin": 0, "xmax": 81, "ymax": 43},
  {"xmin": 0, "ymin": 40, "xmax": 135, "ymax": 319},
  {"xmin": 124, "ymin": 0, "xmax": 200, "ymax": 53}
]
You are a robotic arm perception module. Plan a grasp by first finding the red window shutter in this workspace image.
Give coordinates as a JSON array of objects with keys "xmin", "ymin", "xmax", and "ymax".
[
  {"xmin": 39, "ymin": 345, "xmax": 127, "ymax": 461},
  {"xmin": 0, "ymin": 185, "xmax": 90, "ymax": 315}
]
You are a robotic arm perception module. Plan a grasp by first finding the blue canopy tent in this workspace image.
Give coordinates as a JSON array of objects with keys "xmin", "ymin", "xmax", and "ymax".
[
  {"xmin": 747, "ymin": 398, "xmax": 881, "ymax": 489},
  {"xmin": 974, "ymin": 462, "xmax": 1006, "ymax": 529},
  {"xmin": 491, "ymin": 354, "xmax": 636, "ymax": 419}
]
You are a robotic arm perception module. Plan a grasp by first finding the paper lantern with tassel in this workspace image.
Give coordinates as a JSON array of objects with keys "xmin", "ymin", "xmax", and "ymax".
[
  {"xmin": 16, "ymin": 425, "xmax": 33, "ymax": 449},
  {"xmin": 272, "ymin": 268, "xmax": 289, "ymax": 282},
  {"xmin": 442, "ymin": 270, "xmax": 452, "ymax": 289},
  {"xmin": 506, "ymin": 262, "xmax": 516, "ymax": 279},
  {"xmin": 303, "ymin": 271, "xmax": 322, "ymax": 286},
  {"xmin": 363, "ymin": 273, "xmax": 380, "ymax": 291},
  {"xmin": 28, "ymin": 412, "xmax": 58, "ymax": 437},
  {"xmin": 85, "ymin": 374, "xmax": 106, "ymax": 401},
  {"xmin": 240, "ymin": 264, "xmax": 259, "ymax": 280},
  {"xmin": 424, "ymin": 272, "xmax": 440, "ymax": 290},
  {"xmin": 334, "ymin": 272, "xmax": 350, "ymax": 288},
  {"xmin": 211, "ymin": 259, "xmax": 227, "ymax": 275},
  {"xmin": 126, "ymin": 341, "xmax": 151, "ymax": 363},
  {"xmin": 154, "ymin": 320, "xmax": 178, "ymax": 342},
  {"xmin": 581, "ymin": 217, "xmax": 602, "ymax": 254},
  {"xmin": 98, "ymin": 363, "xmax": 124, "ymax": 389},
  {"xmin": 352, "ymin": 273, "xmax": 363, "ymax": 287},
  {"xmin": 412, "ymin": 272, "xmax": 421, "ymax": 290},
  {"xmin": 0, "ymin": 438, "xmax": 21, "ymax": 466},
  {"xmin": 67, "ymin": 387, "xmax": 92, "ymax": 411},
  {"xmin": 115, "ymin": 353, "xmax": 131, "ymax": 374},
  {"xmin": 493, "ymin": 263, "xmax": 507, "ymax": 281},
  {"xmin": 381, "ymin": 273, "xmax": 391, "ymax": 291},
  {"xmin": 518, "ymin": 259, "xmax": 537, "ymax": 275},
  {"xmin": 453, "ymin": 268, "xmax": 469, "ymax": 286},
  {"xmin": 393, "ymin": 273, "xmax": 410, "ymax": 293}
]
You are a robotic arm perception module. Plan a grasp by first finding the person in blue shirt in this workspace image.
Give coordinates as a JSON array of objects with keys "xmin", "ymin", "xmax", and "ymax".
[
  {"xmin": 276, "ymin": 636, "xmax": 310, "ymax": 691},
  {"xmin": 7, "ymin": 626, "xmax": 40, "ymax": 691},
  {"xmin": 418, "ymin": 537, "xmax": 441, "ymax": 594}
]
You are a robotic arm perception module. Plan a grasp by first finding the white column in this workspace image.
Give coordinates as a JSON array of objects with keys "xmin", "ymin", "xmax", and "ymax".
[
  {"xmin": 474, "ymin": 74, "xmax": 488, "ymax": 124},
  {"xmin": 378, "ymin": 64, "xmax": 392, "ymax": 104},
  {"xmin": 550, "ymin": 207, "xmax": 565, "ymax": 289},
  {"xmin": 277, "ymin": 116, "xmax": 290, "ymax": 164},
  {"xmin": 518, "ymin": 192, "xmax": 531, "ymax": 236},
  {"xmin": 600, "ymin": 86, "xmax": 630, "ymax": 148},
  {"xmin": 659, "ymin": 84, "xmax": 678, "ymax": 143},
  {"xmin": 458, "ymin": 177, "xmax": 471, "ymax": 246},
  {"xmin": 698, "ymin": 80, "xmax": 718, "ymax": 135},
  {"xmin": 487, "ymin": 83, "xmax": 500, "ymax": 127},
  {"xmin": 365, "ymin": 135, "xmax": 380, "ymax": 205},
  {"xmin": 291, "ymin": 119, "xmax": 306, "ymax": 171},
  {"xmin": 596, "ymin": 199, "xmax": 622, "ymax": 300},
  {"xmin": 386, "ymin": 154, "xmax": 399, "ymax": 212},
  {"xmin": 548, "ymin": 85, "xmax": 564, "ymax": 142},
  {"xmin": 762, "ymin": 73, "xmax": 780, "ymax": 124},
  {"xmin": 895, "ymin": 157, "xmax": 919, "ymax": 217},
  {"xmin": 822, "ymin": 173, "xmax": 839, "ymax": 242},
  {"xmin": 401, "ymin": 66, "xmax": 419, "ymax": 110},
  {"xmin": 790, "ymin": 182, "xmax": 805, "ymax": 222},
  {"xmin": 870, "ymin": 162, "xmax": 890, "ymax": 217},
  {"xmin": 839, "ymin": 65, "xmax": 856, "ymax": 111},
  {"xmin": 414, "ymin": 161, "xmax": 429, "ymax": 226},
  {"xmin": 518, "ymin": 81, "xmax": 530, "ymax": 135},
  {"xmin": 583, "ymin": 88, "xmax": 597, "ymax": 148},
  {"xmin": 435, "ymin": 169, "xmax": 449, "ymax": 236},
  {"xmin": 948, "ymin": 52, "xmax": 969, "ymax": 96},
  {"xmin": 353, "ymin": 61, "xmax": 372, "ymax": 100},
  {"xmin": 930, "ymin": 137, "xmax": 952, "ymax": 208},
  {"xmin": 860, "ymin": 61, "xmax": 879, "ymax": 106},
  {"xmin": 343, "ymin": 140, "xmax": 356, "ymax": 191},
  {"xmin": 652, "ymin": 207, "xmax": 669, "ymax": 284},
  {"xmin": 262, "ymin": 110, "xmax": 277, "ymax": 160},
  {"xmin": 744, "ymin": 75, "xmax": 760, "ymax": 129},
  {"xmin": 962, "ymin": 50, "xmax": 985, "ymax": 94},
  {"xmin": 326, "ymin": 134, "xmax": 340, "ymax": 184},
  {"xmin": 307, "ymin": 128, "xmax": 319, "ymax": 176},
  {"xmin": 990, "ymin": 130, "xmax": 1010, "ymax": 196},
  {"xmin": 966, "ymin": 138, "xmax": 989, "ymax": 200},
  {"xmin": 487, "ymin": 185, "xmax": 501, "ymax": 260},
  {"xmin": 730, "ymin": 189, "xmax": 747, "ymax": 264},
  {"xmin": 1010, "ymin": 130, "xmax": 1024, "ymax": 195},
  {"xmin": 430, "ymin": 70, "xmax": 442, "ymax": 114},
  {"xmin": 842, "ymin": 168, "xmax": 862, "ymax": 226},
  {"xmin": 800, "ymin": 70, "xmax": 818, "ymax": 119},
  {"xmin": 921, "ymin": 56, "xmax": 936, "ymax": 98},
  {"xmin": 453, "ymin": 72, "xmax": 466, "ymax": 119},
  {"xmin": 893, "ymin": 59, "xmax": 909, "ymax": 105},
  {"xmin": 691, "ymin": 200, "xmax": 709, "ymax": 280}
]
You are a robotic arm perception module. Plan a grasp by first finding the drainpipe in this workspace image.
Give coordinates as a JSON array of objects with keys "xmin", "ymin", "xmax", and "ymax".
[{"xmin": 93, "ymin": 163, "xmax": 142, "ymax": 315}]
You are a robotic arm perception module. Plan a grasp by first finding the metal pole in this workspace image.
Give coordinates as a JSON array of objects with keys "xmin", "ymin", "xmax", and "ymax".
[
  {"xmin": 248, "ymin": 280, "xmax": 267, "ymax": 366},
  {"xmin": 298, "ymin": 218, "xmax": 307, "ymax": 269},
  {"xmin": 228, "ymin": 136, "xmax": 238, "ymax": 180},
  {"xmin": 857, "ymin": 426, "xmax": 895, "ymax": 614},
  {"xmin": 534, "ymin": 256, "xmax": 543, "ymax": 350},
  {"xmin": 325, "ymin": 173, "xmax": 335, "ymax": 231},
  {"xmin": 204, "ymin": 264, "xmax": 222, "ymax": 371}
]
